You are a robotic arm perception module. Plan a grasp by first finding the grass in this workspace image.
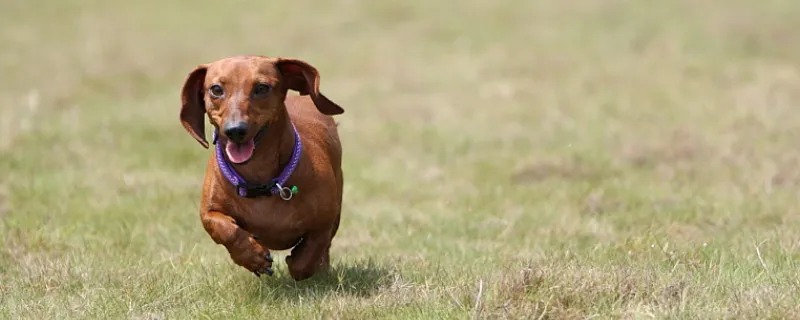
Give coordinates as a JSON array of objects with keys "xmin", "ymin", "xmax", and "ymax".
[{"xmin": 2, "ymin": 0, "xmax": 800, "ymax": 318}]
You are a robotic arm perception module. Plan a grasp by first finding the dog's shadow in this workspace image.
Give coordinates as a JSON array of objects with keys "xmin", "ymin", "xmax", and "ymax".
[{"xmin": 248, "ymin": 258, "xmax": 394, "ymax": 302}]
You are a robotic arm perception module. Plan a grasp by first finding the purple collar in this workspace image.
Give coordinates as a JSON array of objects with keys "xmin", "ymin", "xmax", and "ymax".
[{"xmin": 212, "ymin": 123, "xmax": 302, "ymax": 200}]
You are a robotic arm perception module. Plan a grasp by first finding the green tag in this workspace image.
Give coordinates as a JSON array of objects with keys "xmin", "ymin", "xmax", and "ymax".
[{"xmin": 290, "ymin": 186, "xmax": 298, "ymax": 194}]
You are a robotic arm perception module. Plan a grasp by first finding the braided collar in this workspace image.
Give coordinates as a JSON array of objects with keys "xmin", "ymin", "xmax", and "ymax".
[{"xmin": 212, "ymin": 123, "xmax": 301, "ymax": 200}]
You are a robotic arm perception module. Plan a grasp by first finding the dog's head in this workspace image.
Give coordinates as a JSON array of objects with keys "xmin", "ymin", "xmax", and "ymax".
[{"xmin": 179, "ymin": 55, "xmax": 343, "ymax": 163}]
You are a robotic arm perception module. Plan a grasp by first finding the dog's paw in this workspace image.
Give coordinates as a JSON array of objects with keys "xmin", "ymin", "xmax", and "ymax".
[
  {"xmin": 232, "ymin": 237, "xmax": 274, "ymax": 277},
  {"xmin": 285, "ymin": 255, "xmax": 317, "ymax": 281},
  {"xmin": 253, "ymin": 253, "xmax": 274, "ymax": 277}
]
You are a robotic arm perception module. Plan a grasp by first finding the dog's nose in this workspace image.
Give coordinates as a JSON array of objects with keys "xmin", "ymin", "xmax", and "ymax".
[{"xmin": 223, "ymin": 121, "xmax": 249, "ymax": 143}]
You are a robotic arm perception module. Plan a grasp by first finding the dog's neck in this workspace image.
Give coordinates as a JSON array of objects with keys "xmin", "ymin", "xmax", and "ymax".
[{"xmin": 227, "ymin": 109, "xmax": 296, "ymax": 184}]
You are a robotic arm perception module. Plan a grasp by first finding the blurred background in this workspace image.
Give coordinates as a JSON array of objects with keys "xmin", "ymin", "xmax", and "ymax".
[{"xmin": 2, "ymin": 0, "xmax": 800, "ymax": 318}]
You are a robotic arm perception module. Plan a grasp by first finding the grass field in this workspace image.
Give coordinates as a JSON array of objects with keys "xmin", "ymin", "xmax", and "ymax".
[{"xmin": 2, "ymin": 0, "xmax": 800, "ymax": 318}]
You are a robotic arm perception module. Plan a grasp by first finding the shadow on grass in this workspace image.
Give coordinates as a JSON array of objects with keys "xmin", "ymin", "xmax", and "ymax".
[{"xmin": 249, "ymin": 258, "xmax": 394, "ymax": 302}]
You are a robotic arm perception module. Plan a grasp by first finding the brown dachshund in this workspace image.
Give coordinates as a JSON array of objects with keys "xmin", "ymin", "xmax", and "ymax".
[{"xmin": 179, "ymin": 55, "xmax": 345, "ymax": 281}]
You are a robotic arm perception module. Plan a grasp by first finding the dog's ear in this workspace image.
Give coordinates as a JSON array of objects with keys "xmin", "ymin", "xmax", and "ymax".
[
  {"xmin": 180, "ymin": 65, "xmax": 209, "ymax": 148},
  {"xmin": 276, "ymin": 58, "xmax": 344, "ymax": 115}
]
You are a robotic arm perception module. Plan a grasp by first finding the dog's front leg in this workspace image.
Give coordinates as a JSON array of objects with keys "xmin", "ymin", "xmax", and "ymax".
[
  {"xmin": 285, "ymin": 227, "xmax": 334, "ymax": 281},
  {"xmin": 201, "ymin": 210, "xmax": 273, "ymax": 277}
]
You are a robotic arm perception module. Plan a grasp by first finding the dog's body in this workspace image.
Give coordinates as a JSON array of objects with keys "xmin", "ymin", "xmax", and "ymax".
[{"xmin": 179, "ymin": 56, "xmax": 344, "ymax": 281}]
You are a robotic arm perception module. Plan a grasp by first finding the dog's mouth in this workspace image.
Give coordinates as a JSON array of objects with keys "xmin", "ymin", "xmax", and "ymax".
[{"xmin": 224, "ymin": 138, "xmax": 256, "ymax": 164}]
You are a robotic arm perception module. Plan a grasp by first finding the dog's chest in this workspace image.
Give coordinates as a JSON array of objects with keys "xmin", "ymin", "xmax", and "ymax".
[{"xmin": 229, "ymin": 198, "xmax": 308, "ymax": 249}]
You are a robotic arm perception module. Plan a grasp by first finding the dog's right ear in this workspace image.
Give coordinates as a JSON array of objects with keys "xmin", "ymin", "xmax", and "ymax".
[{"xmin": 180, "ymin": 65, "xmax": 209, "ymax": 148}]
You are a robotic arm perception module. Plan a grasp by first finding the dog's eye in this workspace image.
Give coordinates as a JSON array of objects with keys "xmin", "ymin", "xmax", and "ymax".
[
  {"xmin": 252, "ymin": 83, "xmax": 271, "ymax": 97},
  {"xmin": 209, "ymin": 85, "xmax": 224, "ymax": 98}
]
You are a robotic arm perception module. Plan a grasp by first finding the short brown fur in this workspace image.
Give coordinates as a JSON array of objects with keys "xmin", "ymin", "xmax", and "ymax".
[{"xmin": 179, "ymin": 55, "xmax": 345, "ymax": 281}]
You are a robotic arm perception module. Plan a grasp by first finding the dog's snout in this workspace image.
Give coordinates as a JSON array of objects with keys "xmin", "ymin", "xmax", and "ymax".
[{"xmin": 223, "ymin": 121, "xmax": 249, "ymax": 143}]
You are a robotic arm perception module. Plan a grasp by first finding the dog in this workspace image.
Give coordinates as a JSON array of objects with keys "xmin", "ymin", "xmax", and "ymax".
[{"xmin": 179, "ymin": 55, "xmax": 345, "ymax": 281}]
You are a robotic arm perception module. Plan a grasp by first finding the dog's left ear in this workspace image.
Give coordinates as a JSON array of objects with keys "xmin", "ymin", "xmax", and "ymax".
[
  {"xmin": 180, "ymin": 65, "xmax": 209, "ymax": 148},
  {"xmin": 276, "ymin": 58, "xmax": 345, "ymax": 115}
]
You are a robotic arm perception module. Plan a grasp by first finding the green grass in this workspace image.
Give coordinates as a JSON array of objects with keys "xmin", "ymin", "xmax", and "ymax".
[{"xmin": 2, "ymin": 0, "xmax": 800, "ymax": 318}]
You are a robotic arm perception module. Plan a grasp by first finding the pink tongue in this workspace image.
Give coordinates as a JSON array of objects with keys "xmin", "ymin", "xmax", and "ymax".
[{"xmin": 225, "ymin": 139, "xmax": 255, "ymax": 164}]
